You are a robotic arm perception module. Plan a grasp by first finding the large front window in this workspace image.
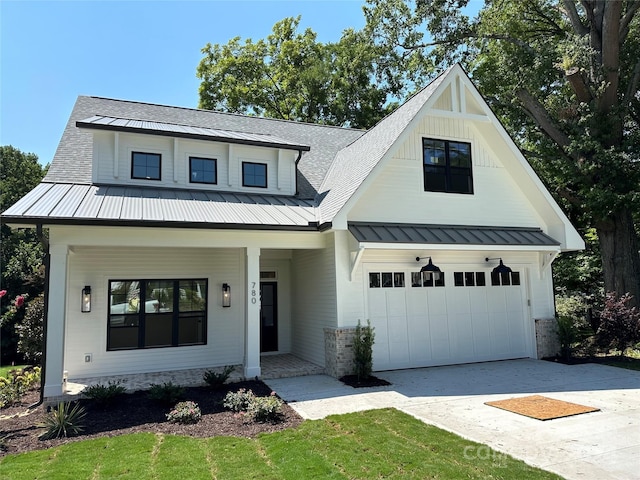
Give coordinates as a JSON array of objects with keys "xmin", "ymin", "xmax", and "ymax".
[
  {"xmin": 423, "ymin": 138, "xmax": 473, "ymax": 194},
  {"xmin": 108, "ymin": 279, "xmax": 207, "ymax": 350}
]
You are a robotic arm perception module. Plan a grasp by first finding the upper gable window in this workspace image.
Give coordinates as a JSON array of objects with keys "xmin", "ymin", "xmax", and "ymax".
[
  {"xmin": 423, "ymin": 139, "xmax": 473, "ymax": 194},
  {"xmin": 242, "ymin": 162, "xmax": 267, "ymax": 188},
  {"xmin": 132, "ymin": 152, "xmax": 161, "ymax": 180},
  {"xmin": 189, "ymin": 157, "xmax": 217, "ymax": 184}
]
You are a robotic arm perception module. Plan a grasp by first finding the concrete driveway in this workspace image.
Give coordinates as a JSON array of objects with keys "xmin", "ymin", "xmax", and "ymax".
[{"xmin": 265, "ymin": 359, "xmax": 640, "ymax": 480}]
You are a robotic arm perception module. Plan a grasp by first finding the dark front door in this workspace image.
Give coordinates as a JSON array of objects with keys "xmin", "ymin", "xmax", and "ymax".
[{"xmin": 260, "ymin": 282, "xmax": 278, "ymax": 352}]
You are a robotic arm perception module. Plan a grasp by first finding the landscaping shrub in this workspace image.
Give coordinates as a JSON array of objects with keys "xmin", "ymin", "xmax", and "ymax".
[
  {"xmin": 353, "ymin": 319, "xmax": 375, "ymax": 381},
  {"xmin": 148, "ymin": 382, "xmax": 185, "ymax": 405},
  {"xmin": 203, "ymin": 365, "xmax": 234, "ymax": 389},
  {"xmin": 556, "ymin": 316, "xmax": 580, "ymax": 360},
  {"xmin": 247, "ymin": 392, "xmax": 283, "ymax": 422},
  {"xmin": 39, "ymin": 402, "xmax": 86, "ymax": 440},
  {"xmin": 223, "ymin": 388, "xmax": 256, "ymax": 413},
  {"xmin": 166, "ymin": 400, "xmax": 202, "ymax": 424},
  {"xmin": 83, "ymin": 380, "xmax": 127, "ymax": 407},
  {"xmin": 596, "ymin": 292, "xmax": 640, "ymax": 354},
  {"xmin": 15, "ymin": 294, "xmax": 44, "ymax": 363},
  {"xmin": 0, "ymin": 366, "xmax": 41, "ymax": 408}
]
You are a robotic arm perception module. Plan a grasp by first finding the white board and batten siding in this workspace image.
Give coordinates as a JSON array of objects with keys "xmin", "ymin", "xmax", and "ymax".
[
  {"xmin": 65, "ymin": 246, "xmax": 244, "ymax": 378},
  {"xmin": 348, "ymin": 116, "xmax": 546, "ymax": 230},
  {"xmin": 92, "ymin": 131, "xmax": 297, "ymax": 195}
]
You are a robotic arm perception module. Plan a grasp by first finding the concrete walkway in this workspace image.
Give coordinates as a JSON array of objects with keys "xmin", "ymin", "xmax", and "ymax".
[{"xmin": 265, "ymin": 359, "xmax": 640, "ymax": 480}]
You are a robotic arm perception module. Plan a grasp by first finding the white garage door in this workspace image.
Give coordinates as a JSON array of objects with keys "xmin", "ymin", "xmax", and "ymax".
[{"xmin": 366, "ymin": 268, "xmax": 531, "ymax": 371}]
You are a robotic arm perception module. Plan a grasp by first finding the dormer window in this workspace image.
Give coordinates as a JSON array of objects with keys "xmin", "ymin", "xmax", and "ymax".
[
  {"xmin": 423, "ymin": 139, "xmax": 473, "ymax": 194},
  {"xmin": 132, "ymin": 152, "xmax": 161, "ymax": 180},
  {"xmin": 242, "ymin": 162, "xmax": 267, "ymax": 188},
  {"xmin": 189, "ymin": 157, "xmax": 217, "ymax": 184}
]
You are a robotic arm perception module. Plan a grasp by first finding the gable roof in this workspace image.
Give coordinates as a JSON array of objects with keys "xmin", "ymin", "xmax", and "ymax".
[{"xmin": 316, "ymin": 66, "xmax": 453, "ymax": 224}]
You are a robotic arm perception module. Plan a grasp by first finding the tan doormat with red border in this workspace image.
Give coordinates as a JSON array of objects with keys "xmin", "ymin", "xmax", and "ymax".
[{"xmin": 485, "ymin": 395, "xmax": 600, "ymax": 420}]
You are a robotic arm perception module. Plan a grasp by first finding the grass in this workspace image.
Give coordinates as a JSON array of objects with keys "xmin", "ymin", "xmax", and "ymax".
[
  {"xmin": 0, "ymin": 365, "xmax": 28, "ymax": 377},
  {"xmin": 1, "ymin": 408, "xmax": 561, "ymax": 479}
]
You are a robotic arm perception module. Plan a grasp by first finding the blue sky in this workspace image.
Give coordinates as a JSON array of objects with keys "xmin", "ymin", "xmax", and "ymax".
[{"xmin": 1, "ymin": 0, "xmax": 367, "ymax": 165}]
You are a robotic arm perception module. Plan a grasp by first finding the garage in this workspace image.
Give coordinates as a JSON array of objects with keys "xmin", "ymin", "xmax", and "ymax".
[{"xmin": 366, "ymin": 266, "xmax": 531, "ymax": 371}]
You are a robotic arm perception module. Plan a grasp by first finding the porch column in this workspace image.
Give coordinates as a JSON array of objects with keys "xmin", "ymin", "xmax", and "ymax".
[
  {"xmin": 44, "ymin": 245, "xmax": 68, "ymax": 398},
  {"xmin": 244, "ymin": 247, "xmax": 261, "ymax": 378}
]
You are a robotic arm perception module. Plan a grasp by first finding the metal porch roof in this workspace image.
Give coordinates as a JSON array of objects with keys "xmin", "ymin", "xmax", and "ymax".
[
  {"xmin": 2, "ymin": 183, "xmax": 318, "ymax": 230},
  {"xmin": 348, "ymin": 222, "xmax": 560, "ymax": 246},
  {"xmin": 77, "ymin": 116, "xmax": 311, "ymax": 151}
]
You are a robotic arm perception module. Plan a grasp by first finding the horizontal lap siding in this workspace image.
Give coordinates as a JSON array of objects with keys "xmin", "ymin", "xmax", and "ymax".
[
  {"xmin": 64, "ymin": 246, "xmax": 243, "ymax": 378},
  {"xmin": 291, "ymin": 236, "xmax": 337, "ymax": 366}
]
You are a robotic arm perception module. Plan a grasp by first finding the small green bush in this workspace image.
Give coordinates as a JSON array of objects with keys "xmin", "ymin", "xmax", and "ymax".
[
  {"xmin": 596, "ymin": 292, "xmax": 640, "ymax": 354},
  {"xmin": 148, "ymin": 382, "xmax": 185, "ymax": 405},
  {"xmin": 247, "ymin": 392, "xmax": 283, "ymax": 422},
  {"xmin": 353, "ymin": 320, "xmax": 375, "ymax": 381},
  {"xmin": 223, "ymin": 388, "xmax": 255, "ymax": 413},
  {"xmin": 0, "ymin": 366, "xmax": 41, "ymax": 408},
  {"xmin": 166, "ymin": 401, "xmax": 202, "ymax": 424},
  {"xmin": 39, "ymin": 402, "xmax": 87, "ymax": 440},
  {"xmin": 203, "ymin": 365, "xmax": 234, "ymax": 389},
  {"xmin": 83, "ymin": 380, "xmax": 127, "ymax": 406},
  {"xmin": 557, "ymin": 316, "xmax": 580, "ymax": 360}
]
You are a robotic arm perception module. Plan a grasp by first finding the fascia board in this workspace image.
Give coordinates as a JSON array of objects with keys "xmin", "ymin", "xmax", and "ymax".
[{"xmin": 359, "ymin": 242, "xmax": 562, "ymax": 252}]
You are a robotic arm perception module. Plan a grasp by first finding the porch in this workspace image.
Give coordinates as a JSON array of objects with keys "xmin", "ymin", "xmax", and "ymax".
[{"xmin": 63, "ymin": 354, "xmax": 324, "ymax": 398}]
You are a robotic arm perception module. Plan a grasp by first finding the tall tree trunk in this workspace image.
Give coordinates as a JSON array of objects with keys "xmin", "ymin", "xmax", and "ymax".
[{"xmin": 596, "ymin": 208, "xmax": 640, "ymax": 307}]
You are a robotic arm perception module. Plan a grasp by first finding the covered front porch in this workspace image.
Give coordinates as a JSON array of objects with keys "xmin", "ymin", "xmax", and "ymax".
[{"xmin": 64, "ymin": 354, "xmax": 324, "ymax": 398}]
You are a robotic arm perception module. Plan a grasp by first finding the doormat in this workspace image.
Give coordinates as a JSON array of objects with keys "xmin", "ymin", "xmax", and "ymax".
[{"xmin": 485, "ymin": 395, "xmax": 599, "ymax": 421}]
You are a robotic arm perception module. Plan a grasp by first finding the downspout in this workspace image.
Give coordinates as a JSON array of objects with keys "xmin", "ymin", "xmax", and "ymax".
[
  {"xmin": 29, "ymin": 224, "xmax": 49, "ymax": 409},
  {"xmin": 294, "ymin": 149, "xmax": 303, "ymax": 196}
]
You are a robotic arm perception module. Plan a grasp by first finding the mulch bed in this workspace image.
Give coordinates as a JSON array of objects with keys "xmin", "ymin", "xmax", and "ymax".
[
  {"xmin": 0, "ymin": 380, "xmax": 303, "ymax": 457},
  {"xmin": 339, "ymin": 375, "xmax": 391, "ymax": 388},
  {"xmin": 485, "ymin": 395, "xmax": 600, "ymax": 421}
]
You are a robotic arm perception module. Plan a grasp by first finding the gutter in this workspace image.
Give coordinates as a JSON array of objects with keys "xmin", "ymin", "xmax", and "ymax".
[
  {"xmin": 294, "ymin": 149, "xmax": 303, "ymax": 196},
  {"xmin": 29, "ymin": 225, "xmax": 49, "ymax": 409}
]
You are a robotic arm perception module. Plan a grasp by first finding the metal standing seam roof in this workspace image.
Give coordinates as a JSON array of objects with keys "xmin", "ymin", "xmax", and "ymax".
[
  {"xmin": 1, "ymin": 183, "xmax": 318, "ymax": 229},
  {"xmin": 348, "ymin": 222, "xmax": 561, "ymax": 246},
  {"xmin": 77, "ymin": 116, "xmax": 311, "ymax": 151}
]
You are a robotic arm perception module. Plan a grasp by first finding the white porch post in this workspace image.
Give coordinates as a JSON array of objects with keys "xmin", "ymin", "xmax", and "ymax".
[
  {"xmin": 244, "ymin": 247, "xmax": 261, "ymax": 378},
  {"xmin": 44, "ymin": 244, "xmax": 68, "ymax": 398}
]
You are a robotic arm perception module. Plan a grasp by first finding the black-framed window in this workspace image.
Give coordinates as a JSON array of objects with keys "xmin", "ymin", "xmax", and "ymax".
[
  {"xmin": 369, "ymin": 272, "xmax": 405, "ymax": 288},
  {"xmin": 108, "ymin": 279, "xmax": 207, "ymax": 351},
  {"xmin": 411, "ymin": 271, "xmax": 445, "ymax": 287},
  {"xmin": 131, "ymin": 152, "xmax": 161, "ymax": 180},
  {"xmin": 189, "ymin": 157, "xmax": 217, "ymax": 184},
  {"xmin": 454, "ymin": 272, "xmax": 486, "ymax": 287},
  {"xmin": 242, "ymin": 162, "xmax": 267, "ymax": 188},
  {"xmin": 423, "ymin": 138, "xmax": 473, "ymax": 194},
  {"xmin": 491, "ymin": 271, "xmax": 521, "ymax": 286}
]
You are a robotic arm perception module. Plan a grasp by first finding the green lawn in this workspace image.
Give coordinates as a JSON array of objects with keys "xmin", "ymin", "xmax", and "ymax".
[
  {"xmin": 1, "ymin": 408, "xmax": 561, "ymax": 479},
  {"xmin": 0, "ymin": 365, "xmax": 27, "ymax": 377}
]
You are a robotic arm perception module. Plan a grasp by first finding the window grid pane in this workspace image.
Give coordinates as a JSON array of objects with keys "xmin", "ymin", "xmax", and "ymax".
[
  {"xmin": 422, "ymin": 138, "xmax": 472, "ymax": 194},
  {"xmin": 242, "ymin": 162, "xmax": 267, "ymax": 187},
  {"xmin": 132, "ymin": 152, "xmax": 161, "ymax": 180},
  {"xmin": 190, "ymin": 157, "xmax": 217, "ymax": 184}
]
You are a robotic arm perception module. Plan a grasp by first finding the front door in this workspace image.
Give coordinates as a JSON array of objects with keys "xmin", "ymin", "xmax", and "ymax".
[{"xmin": 260, "ymin": 282, "xmax": 278, "ymax": 352}]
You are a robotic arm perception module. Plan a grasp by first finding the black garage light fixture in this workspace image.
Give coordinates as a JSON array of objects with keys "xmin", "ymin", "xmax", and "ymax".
[
  {"xmin": 485, "ymin": 257, "xmax": 513, "ymax": 274},
  {"xmin": 222, "ymin": 283, "xmax": 231, "ymax": 308},
  {"xmin": 81, "ymin": 286, "xmax": 91, "ymax": 313},
  {"xmin": 416, "ymin": 256, "xmax": 442, "ymax": 280}
]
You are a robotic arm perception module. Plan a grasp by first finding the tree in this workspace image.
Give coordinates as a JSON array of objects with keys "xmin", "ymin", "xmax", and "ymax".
[
  {"xmin": 197, "ymin": 16, "xmax": 395, "ymax": 128},
  {"xmin": 364, "ymin": 0, "xmax": 640, "ymax": 304},
  {"xmin": 0, "ymin": 145, "xmax": 47, "ymax": 364}
]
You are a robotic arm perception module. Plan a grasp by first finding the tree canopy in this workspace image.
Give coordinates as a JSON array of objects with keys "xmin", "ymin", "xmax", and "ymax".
[
  {"xmin": 364, "ymin": 0, "xmax": 639, "ymax": 303},
  {"xmin": 197, "ymin": 16, "xmax": 396, "ymax": 128}
]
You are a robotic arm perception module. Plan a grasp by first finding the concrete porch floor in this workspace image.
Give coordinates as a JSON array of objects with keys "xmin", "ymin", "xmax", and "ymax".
[{"xmin": 64, "ymin": 354, "xmax": 324, "ymax": 398}]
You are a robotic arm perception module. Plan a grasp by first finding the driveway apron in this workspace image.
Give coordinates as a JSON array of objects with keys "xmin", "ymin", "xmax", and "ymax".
[{"xmin": 265, "ymin": 359, "xmax": 640, "ymax": 480}]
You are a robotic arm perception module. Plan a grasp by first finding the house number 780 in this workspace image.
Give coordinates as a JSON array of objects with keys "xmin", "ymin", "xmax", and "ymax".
[{"xmin": 251, "ymin": 282, "xmax": 257, "ymax": 304}]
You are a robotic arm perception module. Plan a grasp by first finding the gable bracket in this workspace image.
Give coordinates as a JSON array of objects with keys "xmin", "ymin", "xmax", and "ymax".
[
  {"xmin": 350, "ymin": 246, "xmax": 365, "ymax": 282},
  {"xmin": 539, "ymin": 251, "xmax": 560, "ymax": 278}
]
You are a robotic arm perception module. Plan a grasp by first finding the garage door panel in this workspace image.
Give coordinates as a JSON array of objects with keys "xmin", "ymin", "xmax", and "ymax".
[
  {"xmin": 471, "ymin": 312, "xmax": 492, "ymax": 356},
  {"xmin": 427, "ymin": 289, "xmax": 447, "ymax": 315},
  {"xmin": 449, "ymin": 313, "xmax": 475, "ymax": 359},
  {"xmin": 429, "ymin": 315, "xmax": 451, "ymax": 360}
]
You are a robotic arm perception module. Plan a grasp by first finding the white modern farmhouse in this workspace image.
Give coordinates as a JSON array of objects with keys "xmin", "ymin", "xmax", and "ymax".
[{"xmin": 2, "ymin": 65, "xmax": 583, "ymax": 401}]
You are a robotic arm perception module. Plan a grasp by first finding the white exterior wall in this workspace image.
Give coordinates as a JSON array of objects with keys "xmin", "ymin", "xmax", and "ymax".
[
  {"xmin": 64, "ymin": 246, "xmax": 243, "ymax": 379},
  {"xmin": 348, "ymin": 116, "xmax": 545, "ymax": 229},
  {"xmin": 93, "ymin": 131, "xmax": 297, "ymax": 195},
  {"xmin": 291, "ymin": 233, "xmax": 338, "ymax": 366}
]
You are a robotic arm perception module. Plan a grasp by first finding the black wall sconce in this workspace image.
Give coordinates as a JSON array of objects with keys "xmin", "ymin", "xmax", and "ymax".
[
  {"xmin": 485, "ymin": 257, "xmax": 513, "ymax": 274},
  {"xmin": 416, "ymin": 256, "xmax": 442, "ymax": 280},
  {"xmin": 222, "ymin": 283, "xmax": 231, "ymax": 308},
  {"xmin": 81, "ymin": 286, "xmax": 91, "ymax": 313}
]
